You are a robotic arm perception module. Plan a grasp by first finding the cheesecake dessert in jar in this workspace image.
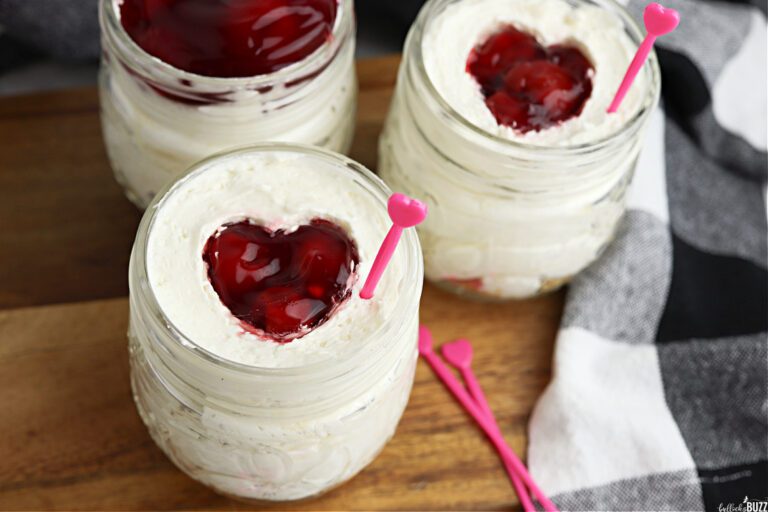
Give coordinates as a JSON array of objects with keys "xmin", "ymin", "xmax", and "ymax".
[
  {"xmin": 128, "ymin": 144, "xmax": 423, "ymax": 501},
  {"xmin": 379, "ymin": 0, "xmax": 660, "ymax": 300},
  {"xmin": 99, "ymin": 0, "xmax": 356, "ymax": 209}
]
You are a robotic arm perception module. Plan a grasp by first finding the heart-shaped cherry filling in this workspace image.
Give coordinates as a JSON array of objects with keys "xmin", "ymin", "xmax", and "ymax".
[
  {"xmin": 466, "ymin": 25, "xmax": 594, "ymax": 133},
  {"xmin": 203, "ymin": 218, "xmax": 359, "ymax": 342},
  {"xmin": 119, "ymin": 0, "xmax": 337, "ymax": 78}
]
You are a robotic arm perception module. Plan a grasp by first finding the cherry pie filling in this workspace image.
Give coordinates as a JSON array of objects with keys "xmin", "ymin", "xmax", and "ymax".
[
  {"xmin": 466, "ymin": 25, "xmax": 594, "ymax": 133},
  {"xmin": 203, "ymin": 218, "xmax": 359, "ymax": 342},
  {"xmin": 120, "ymin": 0, "xmax": 338, "ymax": 78},
  {"xmin": 118, "ymin": 0, "xmax": 338, "ymax": 103}
]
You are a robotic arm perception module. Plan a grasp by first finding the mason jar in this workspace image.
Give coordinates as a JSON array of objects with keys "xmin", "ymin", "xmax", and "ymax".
[
  {"xmin": 127, "ymin": 144, "xmax": 423, "ymax": 501},
  {"xmin": 99, "ymin": 0, "xmax": 357, "ymax": 209},
  {"xmin": 378, "ymin": 0, "xmax": 661, "ymax": 300}
]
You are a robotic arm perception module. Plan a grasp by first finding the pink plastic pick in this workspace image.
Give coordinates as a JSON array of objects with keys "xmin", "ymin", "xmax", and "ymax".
[
  {"xmin": 443, "ymin": 339, "xmax": 537, "ymax": 512},
  {"xmin": 360, "ymin": 193, "xmax": 427, "ymax": 299},
  {"xmin": 607, "ymin": 2, "xmax": 679, "ymax": 113},
  {"xmin": 418, "ymin": 327, "xmax": 558, "ymax": 512},
  {"xmin": 442, "ymin": 340, "xmax": 493, "ymax": 416}
]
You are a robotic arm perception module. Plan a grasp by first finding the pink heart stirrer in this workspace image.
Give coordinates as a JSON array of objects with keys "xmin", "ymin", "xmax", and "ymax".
[
  {"xmin": 442, "ymin": 339, "xmax": 493, "ymax": 417},
  {"xmin": 418, "ymin": 327, "xmax": 558, "ymax": 512},
  {"xmin": 360, "ymin": 193, "xmax": 427, "ymax": 299},
  {"xmin": 607, "ymin": 2, "xmax": 679, "ymax": 113},
  {"xmin": 443, "ymin": 339, "xmax": 537, "ymax": 512}
]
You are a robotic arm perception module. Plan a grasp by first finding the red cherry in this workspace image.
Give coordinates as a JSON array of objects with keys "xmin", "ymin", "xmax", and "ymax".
[
  {"xmin": 202, "ymin": 219, "xmax": 358, "ymax": 342},
  {"xmin": 297, "ymin": 229, "xmax": 346, "ymax": 279},
  {"xmin": 504, "ymin": 61, "xmax": 574, "ymax": 100},
  {"xmin": 226, "ymin": 0, "xmax": 331, "ymax": 73},
  {"xmin": 485, "ymin": 91, "xmax": 530, "ymax": 130},
  {"xmin": 549, "ymin": 46, "xmax": 594, "ymax": 80},
  {"xmin": 307, "ymin": 285, "xmax": 325, "ymax": 298},
  {"xmin": 250, "ymin": 286, "xmax": 327, "ymax": 338},
  {"xmin": 207, "ymin": 226, "xmax": 278, "ymax": 291},
  {"xmin": 143, "ymin": 0, "xmax": 172, "ymax": 19},
  {"xmin": 503, "ymin": 61, "xmax": 585, "ymax": 118},
  {"xmin": 467, "ymin": 28, "xmax": 545, "ymax": 93}
]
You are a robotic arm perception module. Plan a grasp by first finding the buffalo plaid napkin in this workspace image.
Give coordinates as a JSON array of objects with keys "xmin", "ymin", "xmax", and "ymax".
[{"xmin": 528, "ymin": 0, "xmax": 768, "ymax": 510}]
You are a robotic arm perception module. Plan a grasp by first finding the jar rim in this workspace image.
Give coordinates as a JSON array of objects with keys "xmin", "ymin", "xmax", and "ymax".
[
  {"xmin": 130, "ymin": 142, "xmax": 424, "ymax": 377},
  {"xmin": 406, "ymin": 0, "xmax": 661, "ymax": 155},
  {"xmin": 99, "ymin": 0, "xmax": 353, "ymax": 88}
]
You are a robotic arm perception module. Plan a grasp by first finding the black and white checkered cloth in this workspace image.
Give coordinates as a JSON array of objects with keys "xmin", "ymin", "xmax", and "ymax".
[{"xmin": 528, "ymin": 0, "xmax": 768, "ymax": 510}]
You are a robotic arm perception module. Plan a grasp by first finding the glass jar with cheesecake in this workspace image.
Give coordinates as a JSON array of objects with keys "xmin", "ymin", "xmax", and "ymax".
[
  {"xmin": 379, "ymin": 0, "xmax": 661, "ymax": 299},
  {"xmin": 128, "ymin": 143, "xmax": 424, "ymax": 501}
]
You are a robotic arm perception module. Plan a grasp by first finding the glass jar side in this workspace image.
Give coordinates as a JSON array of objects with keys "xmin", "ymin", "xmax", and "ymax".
[
  {"xmin": 128, "ymin": 307, "xmax": 418, "ymax": 501},
  {"xmin": 380, "ymin": 85, "xmax": 648, "ymax": 299},
  {"xmin": 98, "ymin": 0, "xmax": 358, "ymax": 209}
]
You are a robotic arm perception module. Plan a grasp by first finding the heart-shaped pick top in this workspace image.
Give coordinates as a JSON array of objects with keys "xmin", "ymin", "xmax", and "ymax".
[
  {"xmin": 441, "ymin": 339, "xmax": 474, "ymax": 370},
  {"xmin": 388, "ymin": 193, "xmax": 428, "ymax": 228},
  {"xmin": 644, "ymin": 3, "xmax": 680, "ymax": 36},
  {"xmin": 360, "ymin": 192, "xmax": 427, "ymax": 300},
  {"xmin": 608, "ymin": 2, "xmax": 680, "ymax": 113},
  {"xmin": 203, "ymin": 218, "xmax": 359, "ymax": 342}
]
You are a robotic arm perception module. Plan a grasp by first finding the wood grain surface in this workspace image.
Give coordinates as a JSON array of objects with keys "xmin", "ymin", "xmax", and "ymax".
[{"xmin": 0, "ymin": 56, "xmax": 565, "ymax": 511}]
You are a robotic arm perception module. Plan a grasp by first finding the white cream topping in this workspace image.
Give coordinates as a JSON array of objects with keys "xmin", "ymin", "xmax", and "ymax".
[
  {"xmin": 422, "ymin": 0, "xmax": 645, "ymax": 145},
  {"xmin": 146, "ymin": 150, "xmax": 405, "ymax": 368}
]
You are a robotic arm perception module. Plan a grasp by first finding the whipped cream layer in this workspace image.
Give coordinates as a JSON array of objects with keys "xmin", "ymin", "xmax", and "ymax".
[
  {"xmin": 423, "ymin": 0, "xmax": 645, "ymax": 145},
  {"xmin": 146, "ymin": 149, "xmax": 406, "ymax": 368},
  {"xmin": 130, "ymin": 321, "xmax": 417, "ymax": 501},
  {"xmin": 380, "ymin": 104, "xmax": 632, "ymax": 299}
]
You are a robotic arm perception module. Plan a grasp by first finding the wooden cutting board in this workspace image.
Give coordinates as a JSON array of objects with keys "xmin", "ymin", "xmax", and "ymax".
[{"xmin": 0, "ymin": 55, "xmax": 564, "ymax": 510}]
